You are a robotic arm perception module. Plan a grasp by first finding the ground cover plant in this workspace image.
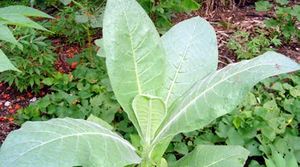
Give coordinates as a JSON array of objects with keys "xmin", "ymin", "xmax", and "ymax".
[
  {"xmin": 15, "ymin": 48, "xmax": 119, "ymax": 124},
  {"xmin": 0, "ymin": 5, "xmax": 52, "ymax": 72},
  {"xmin": 255, "ymin": 0, "xmax": 300, "ymax": 42},
  {"xmin": 0, "ymin": 0, "xmax": 299, "ymax": 166},
  {"xmin": 0, "ymin": 27, "xmax": 56, "ymax": 92}
]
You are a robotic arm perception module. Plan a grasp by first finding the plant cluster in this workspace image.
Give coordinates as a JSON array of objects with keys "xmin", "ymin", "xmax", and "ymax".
[
  {"xmin": 139, "ymin": 0, "xmax": 202, "ymax": 33},
  {"xmin": 0, "ymin": 5, "xmax": 52, "ymax": 73},
  {"xmin": 0, "ymin": 0, "xmax": 299, "ymax": 167},
  {"xmin": 46, "ymin": 0, "xmax": 105, "ymax": 45},
  {"xmin": 227, "ymin": 29, "xmax": 281, "ymax": 60},
  {"xmin": 0, "ymin": 27, "xmax": 56, "ymax": 92},
  {"xmin": 255, "ymin": 0, "xmax": 300, "ymax": 41},
  {"xmin": 16, "ymin": 48, "xmax": 120, "ymax": 125}
]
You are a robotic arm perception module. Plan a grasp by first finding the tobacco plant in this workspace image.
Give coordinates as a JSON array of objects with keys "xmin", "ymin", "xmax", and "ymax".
[
  {"xmin": 0, "ymin": 5, "xmax": 52, "ymax": 72},
  {"xmin": 1, "ymin": 0, "xmax": 300, "ymax": 166}
]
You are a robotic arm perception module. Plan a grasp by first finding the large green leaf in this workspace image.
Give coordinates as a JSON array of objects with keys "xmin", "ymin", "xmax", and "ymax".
[
  {"xmin": 0, "ymin": 118, "xmax": 141, "ymax": 167},
  {"xmin": 0, "ymin": 14, "xmax": 47, "ymax": 31},
  {"xmin": 0, "ymin": 5, "xmax": 53, "ymax": 19},
  {"xmin": 160, "ymin": 16, "xmax": 218, "ymax": 107},
  {"xmin": 173, "ymin": 145, "xmax": 249, "ymax": 167},
  {"xmin": 0, "ymin": 49, "xmax": 19, "ymax": 72},
  {"xmin": 103, "ymin": 0, "xmax": 165, "ymax": 135},
  {"xmin": 132, "ymin": 95, "xmax": 166, "ymax": 143},
  {"xmin": 0, "ymin": 23, "xmax": 21, "ymax": 47},
  {"xmin": 153, "ymin": 52, "xmax": 300, "ymax": 143}
]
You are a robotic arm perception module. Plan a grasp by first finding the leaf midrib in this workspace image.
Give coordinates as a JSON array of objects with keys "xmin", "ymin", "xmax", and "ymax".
[
  {"xmin": 164, "ymin": 22, "xmax": 197, "ymax": 106},
  {"xmin": 123, "ymin": 8, "xmax": 142, "ymax": 94}
]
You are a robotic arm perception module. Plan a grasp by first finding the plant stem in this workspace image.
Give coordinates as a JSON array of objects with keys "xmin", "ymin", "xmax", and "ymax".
[{"xmin": 139, "ymin": 145, "xmax": 154, "ymax": 167}]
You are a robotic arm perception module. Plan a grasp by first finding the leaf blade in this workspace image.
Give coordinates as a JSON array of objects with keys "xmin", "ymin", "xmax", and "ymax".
[
  {"xmin": 155, "ymin": 52, "xmax": 300, "ymax": 142},
  {"xmin": 0, "ymin": 118, "xmax": 141, "ymax": 167},
  {"xmin": 103, "ymin": 0, "xmax": 165, "ymax": 135},
  {"xmin": 0, "ymin": 49, "xmax": 19, "ymax": 72},
  {"xmin": 173, "ymin": 145, "xmax": 249, "ymax": 167},
  {"xmin": 160, "ymin": 16, "xmax": 218, "ymax": 106},
  {"xmin": 0, "ymin": 14, "xmax": 47, "ymax": 31},
  {"xmin": 132, "ymin": 95, "xmax": 166, "ymax": 143},
  {"xmin": 0, "ymin": 5, "xmax": 53, "ymax": 19}
]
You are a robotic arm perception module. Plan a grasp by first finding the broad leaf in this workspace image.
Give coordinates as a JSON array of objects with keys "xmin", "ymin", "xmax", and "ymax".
[
  {"xmin": 160, "ymin": 16, "xmax": 218, "ymax": 107},
  {"xmin": 154, "ymin": 52, "xmax": 300, "ymax": 143},
  {"xmin": 0, "ymin": 118, "xmax": 141, "ymax": 167},
  {"xmin": 0, "ymin": 5, "xmax": 53, "ymax": 19},
  {"xmin": 173, "ymin": 145, "xmax": 249, "ymax": 167},
  {"xmin": 0, "ymin": 14, "xmax": 47, "ymax": 31},
  {"xmin": 103, "ymin": 0, "xmax": 165, "ymax": 135},
  {"xmin": 132, "ymin": 95, "xmax": 166, "ymax": 143},
  {"xmin": 0, "ymin": 23, "xmax": 22, "ymax": 48},
  {"xmin": 0, "ymin": 49, "xmax": 19, "ymax": 72}
]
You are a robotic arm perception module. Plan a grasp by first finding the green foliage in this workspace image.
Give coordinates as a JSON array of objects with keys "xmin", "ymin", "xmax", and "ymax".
[
  {"xmin": 47, "ymin": 6, "xmax": 88, "ymax": 45},
  {"xmin": 168, "ymin": 72, "xmax": 300, "ymax": 166},
  {"xmin": 255, "ymin": 1, "xmax": 272, "ymax": 12},
  {"xmin": 138, "ymin": 0, "xmax": 202, "ymax": 33},
  {"xmin": 227, "ymin": 30, "xmax": 281, "ymax": 60},
  {"xmin": 256, "ymin": 1, "xmax": 300, "ymax": 41},
  {"xmin": 0, "ymin": 0, "xmax": 299, "ymax": 167},
  {"xmin": 45, "ymin": 0, "xmax": 105, "ymax": 45},
  {"xmin": 0, "ymin": 5, "xmax": 52, "ymax": 73},
  {"xmin": 16, "ymin": 48, "xmax": 120, "ymax": 124},
  {"xmin": 0, "ymin": 28, "xmax": 56, "ymax": 92}
]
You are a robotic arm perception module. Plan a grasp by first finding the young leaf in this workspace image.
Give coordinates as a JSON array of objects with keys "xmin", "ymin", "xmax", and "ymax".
[
  {"xmin": 0, "ymin": 5, "xmax": 53, "ymax": 19},
  {"xmin": 0, "ymin": 49, "xmax": 19, "ymax": 72},
  {"xmin": 160, "ymin": 16, "xmax": 218, "ymax": 107},
  {"xmin": 173, "ymin": 145, "xmax": 249, "ymax": 167},
  {"xmin": 103, "ymin": 0, "xmax": 165, "ymax": 136},
  {"xmin": 0, "ymin": 118, "xmax": 141, "ymax": 167},
  {"xmin": 132, "ymin": 95, "xmax": 166, "ymax": 143},
  {"xmin": 154, "ymin": 51, "xmax": 300, "ymax": 143}
]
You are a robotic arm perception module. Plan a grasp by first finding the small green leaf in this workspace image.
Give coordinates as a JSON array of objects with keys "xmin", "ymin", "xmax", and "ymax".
[
  {"xmin": 132, "ymin": 95, "xmax": 166, "ymax": 144},
  {"xmin": 174, "ymin": 142, "xmax": 189, "ymax": 155},
  {"xmin": 255, "ymin": 1, "xmax": 272, "ymax": 12},
  {"xmin": 275, "ymin": 0, "xmax": 289, "ymax": 5},
  {"xmin": 291, "ymin": 5, "xmax": 300, "ymax": 21},
  {"xmin": 180, "ymin": 0, "xmax": 201, "ymax": 12}
]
